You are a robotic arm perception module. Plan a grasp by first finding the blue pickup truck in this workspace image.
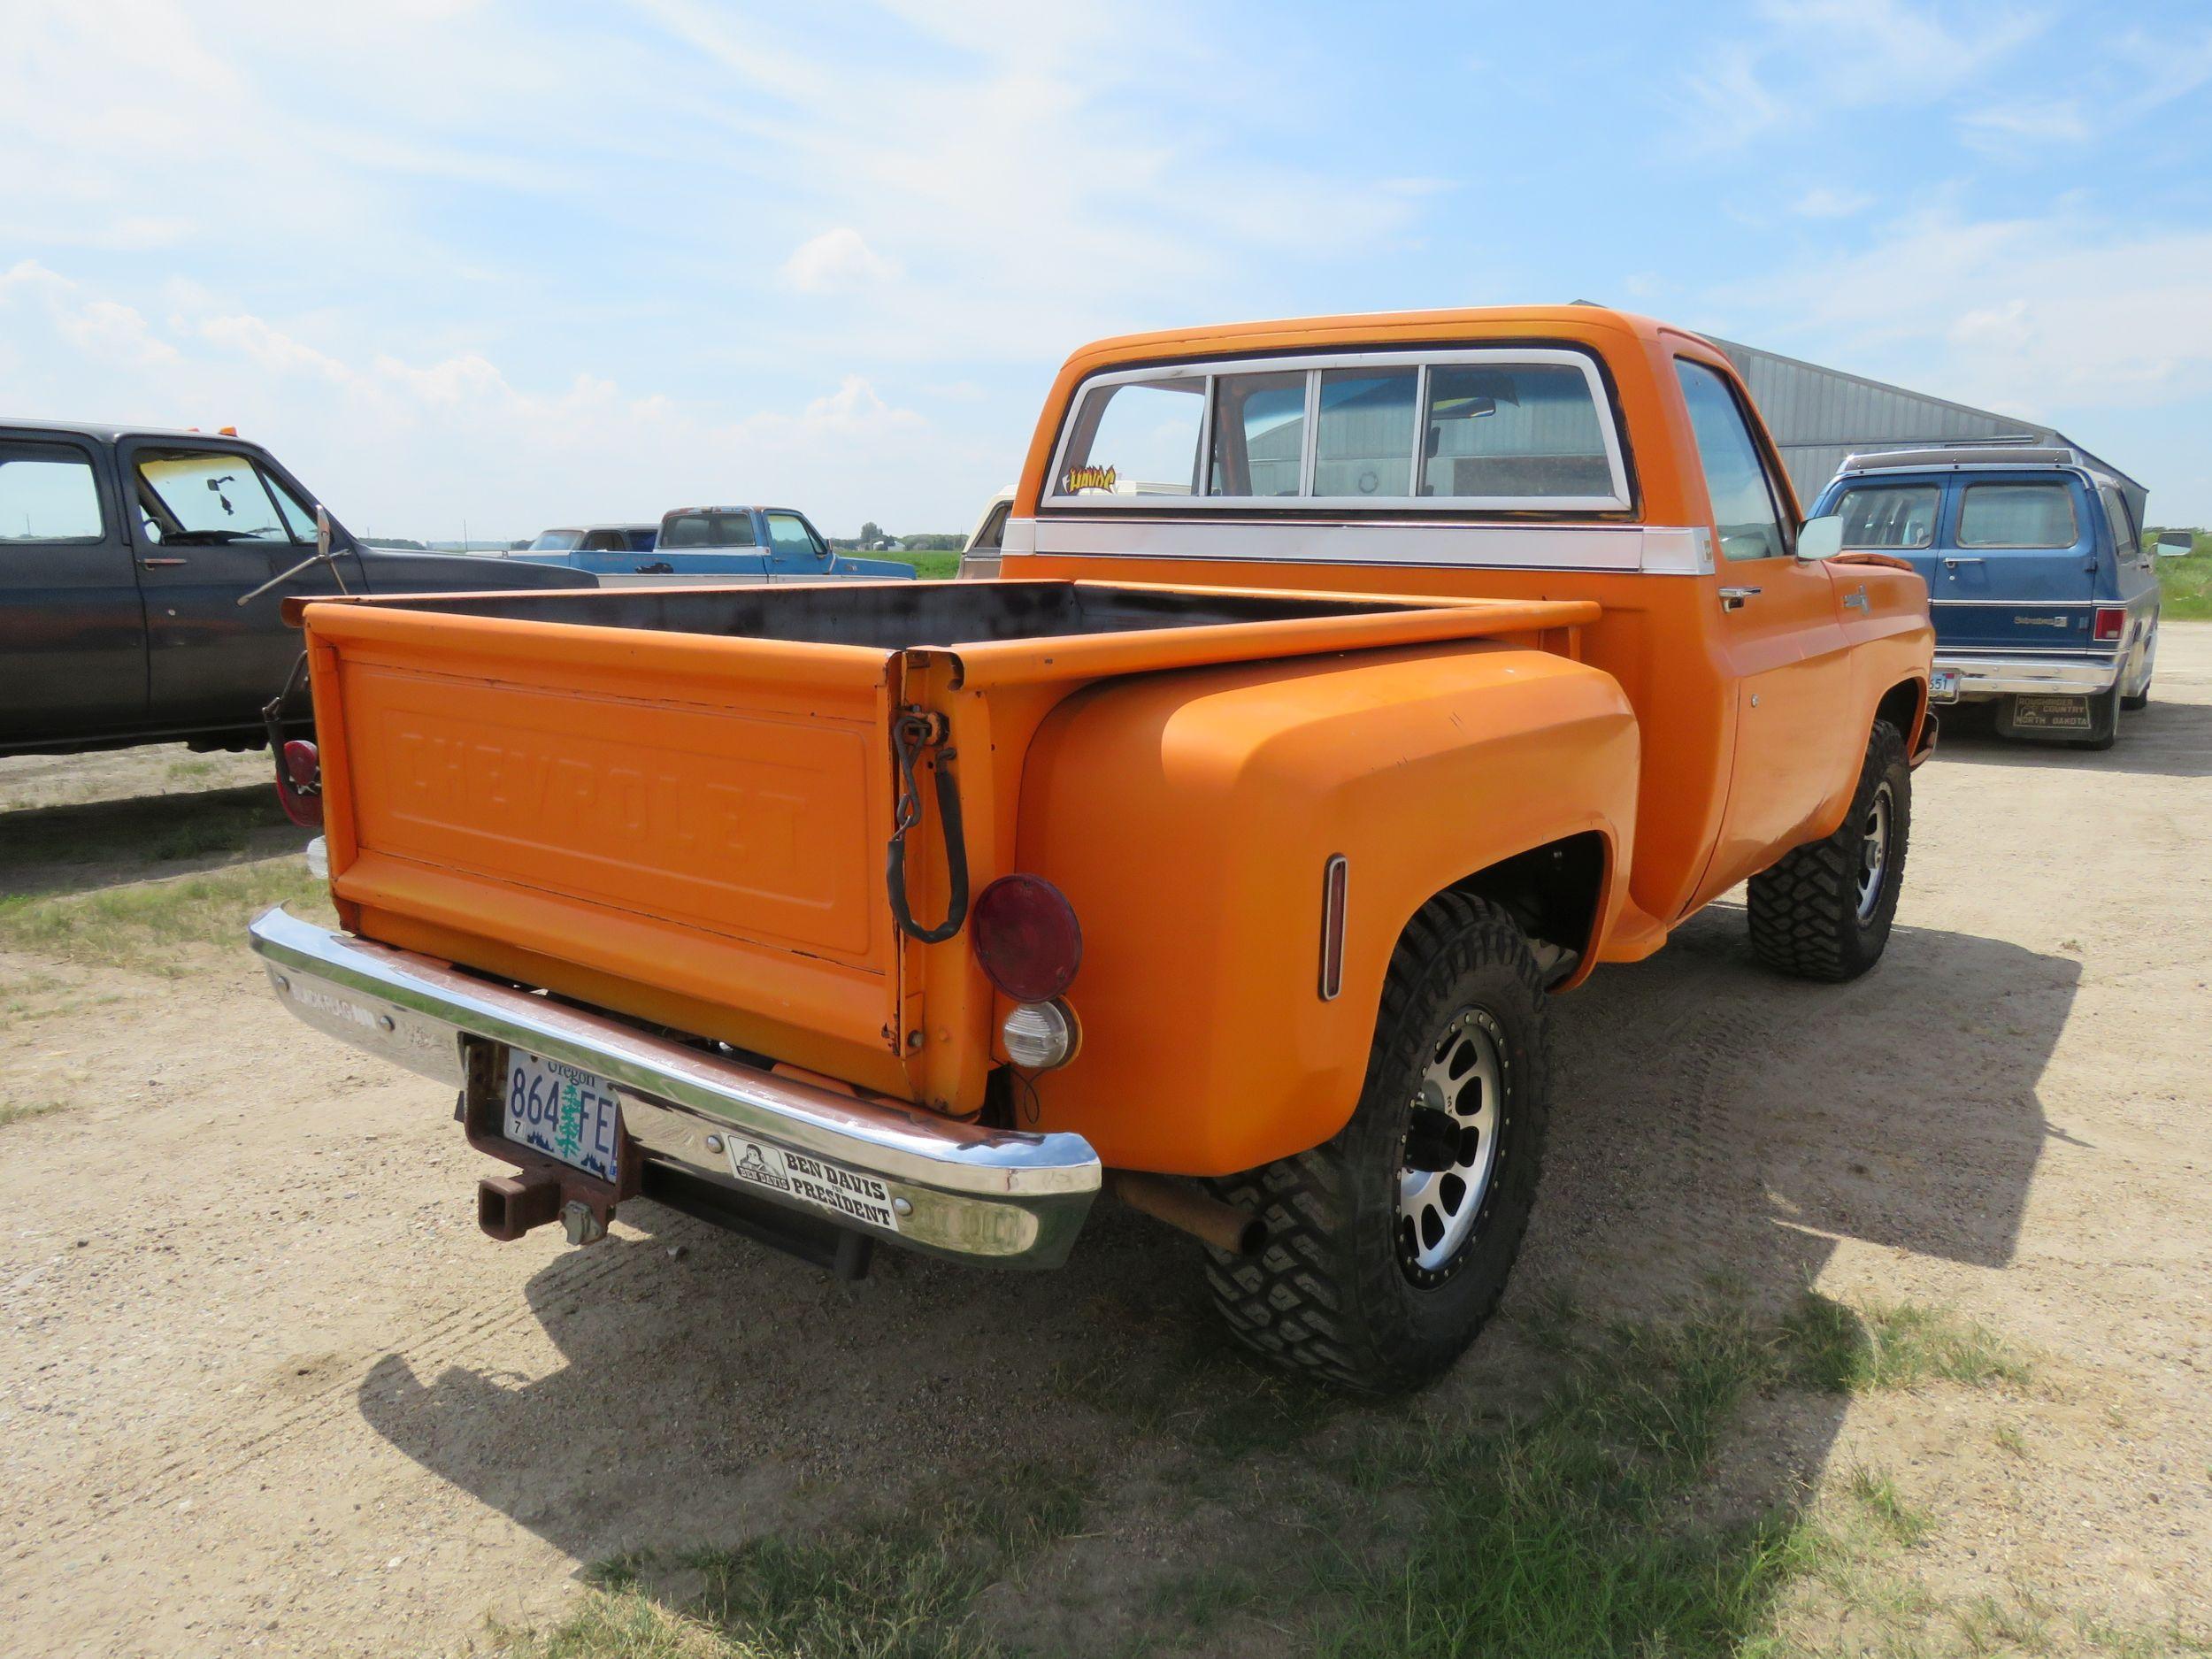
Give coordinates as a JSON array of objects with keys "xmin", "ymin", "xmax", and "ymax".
[
  {"xmin": 1811, "ymin": 447, "xmax": 2159, "ymax": 749},
  {"xmin": 512, "ymin": 504, "xmax": 914, "ymax": 586}
]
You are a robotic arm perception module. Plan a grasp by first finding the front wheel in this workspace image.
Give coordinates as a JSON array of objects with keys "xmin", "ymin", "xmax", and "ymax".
[
  {"xmin": 1747, "ymin": 719, "xmax": 1910, "ymax": 982},
  {"xmin": 1204, "ymin": 891, "xmax": 1551, "ymax": 1394}
]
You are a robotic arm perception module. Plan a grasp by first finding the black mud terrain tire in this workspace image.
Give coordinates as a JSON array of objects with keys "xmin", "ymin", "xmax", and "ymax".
[
  {"xmin": 1747, "ymin": 718, "xmax": 1910, "ymax": 982},
  {"xmin": 1203, "ymin": 892, "xmax": 1551, "ymax": 1394}
]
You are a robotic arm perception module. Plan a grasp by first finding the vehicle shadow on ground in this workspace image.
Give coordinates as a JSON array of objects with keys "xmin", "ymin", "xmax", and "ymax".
[
  {"xmin": 1931, "ymin": 697, "xmax": 2212, "ymax": 779},
  {"xmin": 0, "ymin": 783, "xmax": 303, "ymax": 895},
  {"xmin": 357, "ymin": 903, "xmax": 2076, "ymax": 1645}
]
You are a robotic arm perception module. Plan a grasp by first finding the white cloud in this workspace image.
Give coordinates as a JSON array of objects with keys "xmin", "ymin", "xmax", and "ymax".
[
  {"xmin": 1790, "ymin": 186, "xmax": 1873, "ymax": 219},
  {"xmin": 780, "ymin": 228, "xmax": 902, "ymax": 294},
  {"xmin": 1960, "ymin": 98, "xmax": 2090, "ymax": 150},
  {"xmin": 1681, "ymin": 0, "xmax": 2049, "ymax": 150},
  {"xmin": 1705, "ymin": 210, "xmax": 2212, "ymax": 418},
  {"xmin": 0, "ymin": 261, "xmax": 179, "ymax": 369},
  {"xmin": 1, "ymin": 263, "xmax": 973, "ymax": 536},
  {"xmin": 2107, "ymin": 25, "xmax": 2212, "ymax": 110}
]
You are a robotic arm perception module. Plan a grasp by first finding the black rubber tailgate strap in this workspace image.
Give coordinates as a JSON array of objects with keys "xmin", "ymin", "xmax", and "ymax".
[{"xmin": 887, "ymin": 710, "xmax": 969, "ymax": 943}]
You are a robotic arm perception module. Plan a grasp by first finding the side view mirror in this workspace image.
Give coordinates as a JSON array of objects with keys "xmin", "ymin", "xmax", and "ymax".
[
  {"xmin": 1797, "ymin": 514, "xmax": 1843, "ymax": 561},
  {"xmin": 2154, "ymin": 532, "xmax": 2193, "ymax": 559},
  {"xmin": 316, "ymin": 503, "xmax": 331, "ymax": 562}
]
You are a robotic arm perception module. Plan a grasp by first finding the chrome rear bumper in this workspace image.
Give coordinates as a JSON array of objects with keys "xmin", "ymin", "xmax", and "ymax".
[
  {"xmin": 1939, "ymin": 652, "xmax": 2119, "ymax": 697},
  {"xmin": 247, "ymin": 907, "xmax": 1100, "ymax": 1268}
]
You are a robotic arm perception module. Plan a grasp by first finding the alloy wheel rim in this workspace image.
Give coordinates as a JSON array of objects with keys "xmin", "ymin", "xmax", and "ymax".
[
  {"xmin": 1396, "ymin": 1007, "xmax": 1506, "ymax": 1286},
  {"xmin": 1856, "ymin": 781, "xmax": 1893, "ymax": 922}
]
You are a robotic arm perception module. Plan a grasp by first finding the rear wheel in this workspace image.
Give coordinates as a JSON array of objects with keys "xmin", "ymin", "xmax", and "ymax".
[
  {"xmin": 2123, "ymin": 626, "xmax": 2157, "ymax": 712},
  {"xmin": 1747, "ymin": 719, "xmax": 1910, "ymax": 983},
  {"xmin": 1203, "ymin": 892, "xmax": 1550, "ymax": 1394},
  {"xmin": 2079, "ymin": 686, "xmax": 2121, "ymax": 750}
]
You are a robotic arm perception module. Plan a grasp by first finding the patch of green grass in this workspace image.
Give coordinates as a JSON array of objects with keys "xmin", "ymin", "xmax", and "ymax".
[
  {"xmin": 498, "ymin": 1297, "xmax": 2088, "ymax": 1659},
  {"xmin": 1845, "ymin": 1465, "xmax": 1934, "ymax": 1547},
  {"xmin": 0, "ymin": 783, "xmax": 288, "ymax": 873},
  {"xmin": 0, "ymin": 858, "xmax": 332, "ymax": 974},
  {"xmin": 886, "ymin": 550, "xmax": 963, "ymax": 580},
  {"xmin": 0, "ymin": 1100, "xmax": 71, "ymax": 1128},
  {"xmin": 1157, "ymin": 1562, "xmax": 1267, "ymax": 1635},
  {"xmin": 1781, "ymin": 1294, "xmax": 2029, "ymax": 1392},
  {"xmin": 501, "ymin": 1468, "xmax": 1087, "ymax": 1659},
  {"xmin": 1308, "ymin": 1302, "xmax": 1821, "ymax": 1659},
  {"xmin": 2152, "ymin": 538, "xmax": 2212, "ymax": 621}
]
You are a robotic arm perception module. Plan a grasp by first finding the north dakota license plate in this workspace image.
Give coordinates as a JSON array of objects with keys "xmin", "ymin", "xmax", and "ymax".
[
  {"xmin": 1929, "ymin": 667, "xmax": 1960, "ymax": 703},
  {"xmin": 2011, "ymin": 694, "xmax": 2091, "ymax": 731},
  {"xmin": 502, "ymin": 1049, "xmax": 622, "ymax": 1182}
]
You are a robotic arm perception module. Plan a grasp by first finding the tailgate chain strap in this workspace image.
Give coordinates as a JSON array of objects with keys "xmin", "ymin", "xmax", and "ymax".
[
  {"xmin": 887, "ymin": 709, "xmax": 969, "ymax": 944},
  {"xmin": 262, "ymin": 650, "xmax": 319, "ymax": 810}
]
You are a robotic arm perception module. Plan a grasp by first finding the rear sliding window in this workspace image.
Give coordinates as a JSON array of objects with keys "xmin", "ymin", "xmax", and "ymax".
[
  {"xmin": 1834, "ymin": 484, "xmax": 1939, "ymax": 549},
  {"xmin": 1958, "ymin": 483, "xmax": 2078, "ymax": 549},
  {"xmin": 662, "ymin": 511, "xmax": 758, "ymax": 548},
  {"xmin": 1049, "ymin": 348, "xmax": 1627, "ymax": 511}
]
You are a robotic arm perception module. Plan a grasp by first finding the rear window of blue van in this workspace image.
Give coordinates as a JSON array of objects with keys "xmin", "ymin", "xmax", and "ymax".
[{"xmin": 1958, "ymin": 482, "xmax": 2077, "ymax": 549}]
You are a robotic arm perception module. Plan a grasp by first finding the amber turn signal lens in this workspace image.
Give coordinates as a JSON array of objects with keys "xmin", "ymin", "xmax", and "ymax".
[{"xmin": 971, "ymin": 873, "xmax": 1082, "ymax": 1002}]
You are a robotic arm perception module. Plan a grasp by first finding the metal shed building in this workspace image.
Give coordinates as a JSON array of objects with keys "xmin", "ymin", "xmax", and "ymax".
[{"xmin": 1708, "ymin": 334, "xmax": 2147, "ymax": 524}]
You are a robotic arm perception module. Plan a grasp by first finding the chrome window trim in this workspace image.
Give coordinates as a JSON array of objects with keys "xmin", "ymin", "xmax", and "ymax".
[
  {"xmin": 1020, "ymin": 515, "xmax": 1713, "ymax": 575},
  {"xmin": 1044, "ymin": 347, "xmax": 1632, "ymax": 514}
]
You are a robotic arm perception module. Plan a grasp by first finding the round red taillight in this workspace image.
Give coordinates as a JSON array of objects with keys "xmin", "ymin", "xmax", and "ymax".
[
  {"xmin": 971, "ymin": 874, "xmax": 1082, "ymax": 1002},
  {"xmin": 274, "ymin": 739, "xmax": 322, "ymax": 829},
  {"xmin": 282, "ymin": 740, "xmax": 319, "ymax": 790}
]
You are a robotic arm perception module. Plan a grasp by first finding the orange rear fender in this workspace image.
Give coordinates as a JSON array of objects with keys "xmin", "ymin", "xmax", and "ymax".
[{"xmin": 1012, "ymin": 641, "xmax": 1639, "ymax": 1175}]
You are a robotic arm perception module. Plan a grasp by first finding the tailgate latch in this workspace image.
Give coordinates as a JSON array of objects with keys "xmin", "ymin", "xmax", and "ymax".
[{"xmin": 887, "ymin": 708, "xmax": 970, "ymax": 944}]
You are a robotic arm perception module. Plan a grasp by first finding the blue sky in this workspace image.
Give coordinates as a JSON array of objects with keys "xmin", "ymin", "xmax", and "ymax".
[{"xmin": 3, "ymin": 0, "xmax": 2208, "ymax": 536}]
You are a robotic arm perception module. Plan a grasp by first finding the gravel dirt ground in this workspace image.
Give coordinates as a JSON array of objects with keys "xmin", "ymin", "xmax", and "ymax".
[{"xmin": 3, "ymin": 627, "xmax": 2208, "ymax": 1656}]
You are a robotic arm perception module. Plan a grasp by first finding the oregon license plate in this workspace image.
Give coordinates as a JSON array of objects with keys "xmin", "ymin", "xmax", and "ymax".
[
  {"xmin": 1929, "ymin": 666, "xmax": 1960, "ymax": 703},
  {"xmin": 502, "ymin": 1049, "xmax": 622, "ymax": 1182},
  {"xmin": 2011, "ymin": 694, "xmax": 2091, "ymax": 731}
]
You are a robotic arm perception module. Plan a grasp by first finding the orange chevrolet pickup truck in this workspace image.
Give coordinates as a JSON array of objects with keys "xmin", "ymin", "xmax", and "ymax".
[{"xmin": 251, "ymin": 307, "xmax": 1933, "ymax": 1392}]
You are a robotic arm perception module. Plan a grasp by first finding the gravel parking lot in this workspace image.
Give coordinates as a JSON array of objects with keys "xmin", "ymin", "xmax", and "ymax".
[{"xmin": 4, "ymin": 628, "xmax": 2208, "ymax": 1657}]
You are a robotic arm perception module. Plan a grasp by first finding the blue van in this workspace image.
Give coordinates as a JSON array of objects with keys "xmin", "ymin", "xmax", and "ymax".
[
  {"xmin": 1809, "ymin": 447, "xmax": 2158, "ymax": 749},
  {"xmin": 512, "ymin": 505, "xmax": 914, "ymax": 586}
]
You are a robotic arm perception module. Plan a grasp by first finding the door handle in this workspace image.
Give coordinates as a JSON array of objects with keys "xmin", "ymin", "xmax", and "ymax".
[
  {"xmin": 139, "ymin": 556, "xmax": 188, "ymax": 569},
  {"xmin": 1718, "ymin": 586, "xmax": 1761, "ymax": 611},
  {"xmin": 1941, "ymin": 557, "xmax": 1983, "ymax": 570}
]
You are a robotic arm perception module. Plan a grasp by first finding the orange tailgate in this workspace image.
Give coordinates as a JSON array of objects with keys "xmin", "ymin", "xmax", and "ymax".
[{"xmin": 302, "ymin": 603, "xmax": 908, "ymax": 1087}]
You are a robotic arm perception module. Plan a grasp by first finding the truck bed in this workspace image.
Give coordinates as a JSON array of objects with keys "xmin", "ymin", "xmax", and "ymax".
[
  {"xmin": 288, "ymin": 577, "xmax": 1407, "ymax": 647},
  {"xmin": 292, "ymin": 579, "xmax": 1599, "ymax": 1109}
]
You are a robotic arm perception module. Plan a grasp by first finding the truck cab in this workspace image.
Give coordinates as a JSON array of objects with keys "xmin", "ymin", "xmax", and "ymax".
[
  {"xmin": 1811, "ymin": 447, "xmax": 2158, "ymax": 748},
  {"xmin": 0, "ymin": 419, "xmax": 591, "ymax": 758}
]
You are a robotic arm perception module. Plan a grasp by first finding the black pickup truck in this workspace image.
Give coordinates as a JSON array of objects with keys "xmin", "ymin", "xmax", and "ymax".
[{"xmin": 0, "ymin": 419, "xmax": 590, "ymax": 758}]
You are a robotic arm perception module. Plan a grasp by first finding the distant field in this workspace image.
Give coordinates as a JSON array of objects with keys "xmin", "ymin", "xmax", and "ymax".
[
  {"xmin": 889, "ymin": 549, "xmax": 962, "ymax": 580},
  {"xmin": 2154, "ymin": 533, "xmax": 2212, "ymax": 620}
]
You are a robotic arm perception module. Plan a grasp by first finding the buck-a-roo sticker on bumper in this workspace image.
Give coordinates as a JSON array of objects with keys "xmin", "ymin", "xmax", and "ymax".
[{"xmin": 723, "ymin": 1138, "xmax": 902, "ymax": 1233}]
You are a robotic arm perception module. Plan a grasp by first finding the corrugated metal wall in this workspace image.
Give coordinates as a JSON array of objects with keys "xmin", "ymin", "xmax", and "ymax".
[{"xmin": 1711, "ymin": 336, "xmax": 2050, "ymax": 505}]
